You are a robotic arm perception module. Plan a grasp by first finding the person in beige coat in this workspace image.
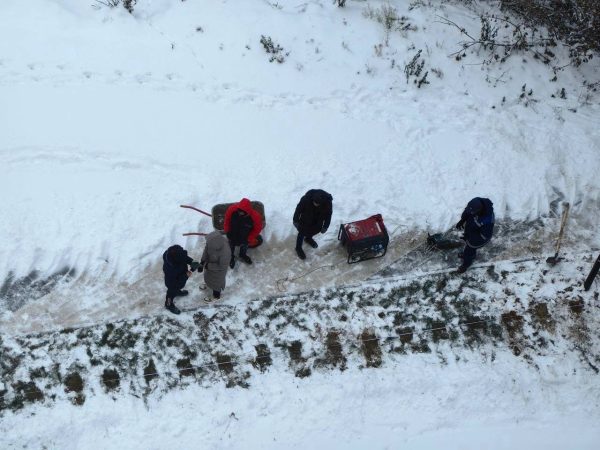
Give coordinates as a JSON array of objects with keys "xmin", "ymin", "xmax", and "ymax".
[{"xmin": 199, "ymin": 230, "xmax": 230, "ymax": 303}]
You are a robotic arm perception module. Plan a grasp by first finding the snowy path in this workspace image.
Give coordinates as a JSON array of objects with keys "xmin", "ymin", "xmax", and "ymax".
[
  {"xmin": 2, "ymin": 211, "xmax": 596, "ymax": 336},
  {"xmin": 0, "ymin": 226, "xmax": 421, "ymax": 335}
]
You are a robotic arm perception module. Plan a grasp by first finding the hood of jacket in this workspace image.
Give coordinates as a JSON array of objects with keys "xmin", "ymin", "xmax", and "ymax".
[
  {"xmin": 466, "ymin": 197, "xmax": 494, "ymax": 217},
  {"xmin": 236, "ymin": 198, "xmax": 254, "ymax": 214},
  {"xmin": 307, "ymin": 189, "xmax": 333, "ymax": 205},
  {"xmin": 205, "ymin": 230, "xmax": 227, "ymax": 252},
  {"xmin": 163, "ymin": 245, "xmax": 187, "ymax": 266}
]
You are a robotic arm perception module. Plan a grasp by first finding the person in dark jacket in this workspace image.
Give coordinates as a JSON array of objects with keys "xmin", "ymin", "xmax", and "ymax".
[
  {"xmin": 293, "ymin": 189, "xmax": 333, "ymax": 260},
  {"xmin": 162, "ymin": 244, "xmax": 199, "ymax": 314},
  {"xmin": 223, "ymin": 198, "xmax": 263, "ymax": 268},
  {"xmin": 455, "ymin": 197, "xmax": 495, "ymax": 273}
]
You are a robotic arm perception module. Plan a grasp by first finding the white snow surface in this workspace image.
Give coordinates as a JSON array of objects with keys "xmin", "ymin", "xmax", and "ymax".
[
  {"xmin": 1, "ymin": 0, "xmax": 600, "ymax": 448},
  {"xmin": 3, "ymin": 361, "xmax": 600, "ymax": 450}
]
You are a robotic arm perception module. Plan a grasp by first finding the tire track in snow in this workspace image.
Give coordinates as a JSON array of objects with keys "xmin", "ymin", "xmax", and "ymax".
[{"xmin": 0, "ymin": 146, "xmax": 197, "ymax": 174}]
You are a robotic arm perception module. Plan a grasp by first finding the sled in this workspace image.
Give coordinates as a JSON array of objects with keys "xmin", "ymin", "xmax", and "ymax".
[
  {"xmin": 338, "ymin": 214, "xmax": 389, "ymax": 264},
  {"xmin": 211, "ymin": 201, "xmax": 266, "ymax": 248}
]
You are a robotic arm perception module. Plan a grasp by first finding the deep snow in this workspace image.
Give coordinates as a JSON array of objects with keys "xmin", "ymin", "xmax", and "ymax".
[{"xmin": 1, "ymin": 0, "xmax": 600, "ymax": 448}]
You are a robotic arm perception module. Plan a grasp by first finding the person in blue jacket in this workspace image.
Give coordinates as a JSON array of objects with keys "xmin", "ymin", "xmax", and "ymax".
[
  {"xmin": 455, "ymin": 197, "xmax": 495, "ymax": 273},
  {"xmin": 162, "ymin": 244, "xmax": 199, "ymax": 314}
]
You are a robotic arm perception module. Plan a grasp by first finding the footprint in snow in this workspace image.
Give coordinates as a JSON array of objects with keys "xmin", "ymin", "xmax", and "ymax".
[{"xmin": 136, "ymin": 72, "xmax": 152, "ymax": 83}]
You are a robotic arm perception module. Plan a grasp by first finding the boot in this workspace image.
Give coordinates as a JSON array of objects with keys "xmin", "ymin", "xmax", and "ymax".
[
  {"xmin": 295, "ymin": 247, "xmax": 306, "ymax": 260},
  {"xmin": 204, "ymin": 291, "xmax": 221, "ymax": 305},
  {"xmin": 165, "ymin": 298, "xmax": 181, "ymax": 315},
  {"xmin": 239, "ymin": 254, "xmax": 253, "ymax": 265},
  {"xmin": 456, "ymin": 265, "xmax": 468, "ymax": 274},
  {"xmin": 178, "ymin": 290, "xmax": 189, "ymax": 297},
  {"xmin": 304, "ymin": 237, "xmax": 318, "ymax": 248}
]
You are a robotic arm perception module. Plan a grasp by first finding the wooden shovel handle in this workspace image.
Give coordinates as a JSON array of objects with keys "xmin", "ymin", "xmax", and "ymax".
[{"xmin": 554, "ymin": 202, "xmax": 570, "ymax": 254}]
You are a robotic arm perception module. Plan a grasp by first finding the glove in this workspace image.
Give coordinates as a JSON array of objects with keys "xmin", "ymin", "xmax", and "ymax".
[
  {"xmin": 321, "ymin": 225, "xmax": 329, "ymax": 234},
  {"xmin": 455, "ymin": 219, "xmax": 465, "ymax": 230},
  {"xmin": 190, "ymin": 261, "xmax": 201, "ymax": 272},
  {"xmin": 197, "ymin": 263, "xmax": 204, "ymax": 273},
  {"xmin": 293, "ymin": 221, "xmax": 300, "ymax": 231}
]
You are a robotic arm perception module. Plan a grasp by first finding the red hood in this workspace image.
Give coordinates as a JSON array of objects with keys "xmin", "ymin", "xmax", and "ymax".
[{"xmin": 237, "ymin": 198, "xmax": 252, "ymax": 213}]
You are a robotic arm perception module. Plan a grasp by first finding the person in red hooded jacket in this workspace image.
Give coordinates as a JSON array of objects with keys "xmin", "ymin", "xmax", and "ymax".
[{"xmin": 223, "ymin": 198, "xmax": 263, "ymax": 268}]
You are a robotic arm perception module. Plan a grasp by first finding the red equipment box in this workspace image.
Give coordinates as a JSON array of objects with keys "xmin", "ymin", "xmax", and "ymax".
[{"xmin": 338, "ymin": 214, "xmax": 389, "ymax": 264}]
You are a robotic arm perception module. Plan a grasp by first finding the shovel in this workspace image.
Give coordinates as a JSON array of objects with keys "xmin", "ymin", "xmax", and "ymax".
[{"xmin": 546, "ymin": 202, "xmax": 570, "ymax": 265}]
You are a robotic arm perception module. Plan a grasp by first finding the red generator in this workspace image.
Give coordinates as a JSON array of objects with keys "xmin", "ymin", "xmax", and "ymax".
[{"xmin": 338, "ymin": 214, "xmax": 389, "ymax": 264}]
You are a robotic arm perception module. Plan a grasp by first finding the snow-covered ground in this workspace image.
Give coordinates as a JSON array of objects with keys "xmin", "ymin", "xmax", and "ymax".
[
  {"xmin": 2, "ymin": 0, "xmax": 599, "ymax": 333},
  {"xmin": 3, "ymin": 267, "xmax": 599, "ymax": 450},
  {"xmin": 2, "ymin": 256, "xmax": 600, "ymax": 448},
  {"xmin": 1, "ymin": 0, "xmax": 600, "ymax": 448},
  {"xmin": 3, "ymin": 366, "xmax": 600, "ymax": 450}
]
